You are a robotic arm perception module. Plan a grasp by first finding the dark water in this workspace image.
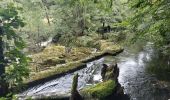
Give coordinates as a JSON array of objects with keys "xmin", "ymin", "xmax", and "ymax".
[
  {"xmin": 19, "ymin": 42, "xmax": 170, "ymax": 100},
  {"xmin": 117, "ymin": 42, "xmax": 170, "ymax": 100}
]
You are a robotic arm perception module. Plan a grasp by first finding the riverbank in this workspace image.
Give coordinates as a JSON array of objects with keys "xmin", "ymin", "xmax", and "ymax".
[{"xmin": 23, "ymin": 40, "xmax": 123, "ymax": 87}]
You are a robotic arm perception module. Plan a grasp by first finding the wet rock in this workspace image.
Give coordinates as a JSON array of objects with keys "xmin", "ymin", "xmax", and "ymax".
[
  {"xmin": 112, "ymin": 64, "xmax": 119, "ymax": 83},
  {"xmin": 52, "ymin": 33, "xmax": 61, "ymax": 43},
  {"xmin": 101, "ymin": 63, "xmax": 119, "ymax": 82},
  {"xmin": 101, "ymin": 64, "xmax": 108, "ymax": 80}
]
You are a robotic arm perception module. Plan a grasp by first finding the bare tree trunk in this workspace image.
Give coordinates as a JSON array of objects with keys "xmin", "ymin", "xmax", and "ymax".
[
  {"xmin": 41, "ymin": 0, "xmax": 51, "ymax": 26},
  {"xmin": 45, "ymin": 11, "xmax": 51, "ymax": 26}
]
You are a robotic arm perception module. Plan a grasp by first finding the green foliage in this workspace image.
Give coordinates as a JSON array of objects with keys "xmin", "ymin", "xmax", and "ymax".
[
  {"xmin": 52, "ymin": 0, "xmax": 128, "ymax": 46},
  {"xmin": 1, "ymin": 0, "xmax": 129, "ymax": 50},
  {"xmin": 0, "ymin": 94, "xmax": 18, "ymax": 100},
  {"xmin": 129, "ymin": 0, "xmax": 170, "ymax": 49},
  {"xmin": 0, "ymin": 2, "xmax": 30, "ymax": 91}
]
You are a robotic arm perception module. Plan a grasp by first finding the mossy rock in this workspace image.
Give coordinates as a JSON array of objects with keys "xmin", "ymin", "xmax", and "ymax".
[
  {"xmin": 66, "ymin": 47, "xmax": 93, "ymax": 61},
  {"xmin": 75, "ymin": 34, "xmax": 101, "ymax": 47},
  {"xmin": 31, "ymin": 45, "xmax": 65, "ymax": 63},
  {"xmin": 71, "ymin": 47, "xmax": 92, "ymax": 55},
  {"xmin": 81, "ymin": 80, "xmax": 116, "ymax": 100},
  {"xmin": 43, "ymin": 45, "xmax": 65, "ymax": 54},
  {"xmin": 97, "ymin": 40, "xmax": 122, "ymax": 53},
  {"xmin": 42, "ymin": 58, "xmax": 66, "ymax": 66}
]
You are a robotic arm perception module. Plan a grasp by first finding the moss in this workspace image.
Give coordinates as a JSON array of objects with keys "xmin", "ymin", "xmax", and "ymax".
[
  {"xmin": 99, "ymin": 40, "xmax": 122, "ymax": 52},
  {"xmin": 71, "ymin": 47, "xmax": 92, "ymax": 55},
  {"xmin": 42, "ymin": 58, "xmax": 66, "ymax": 66},
  {"xmin": 31, "ymin": 45, "xmax": 65, "ymax": 64},
  {"xmin": 66, "ymin": 47, "xmax": 93, "ymax": 62},
  {"xmin": 43, "ymin": 45, "xmax": 65, "ymax": 54},
  {"xmin": 25, "ymin": 62, "xmax": 85, "ymax": 83},
  {"xmin": 75, "ymin": 34, "xmax": 101, "ymax": 47},
  {"xmin": 81, "ymin": 80, "xmax": 116, "ymax": 99},
  {"xmin": 26, "ymin": 42, "xmax": 123, "ymax": 84}
]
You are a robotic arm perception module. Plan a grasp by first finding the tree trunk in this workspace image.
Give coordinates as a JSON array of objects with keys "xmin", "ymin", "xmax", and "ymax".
[
  {"xmin": 70, "ymin": 73, "xmax": 83, "ymax": 100},
  {"xmin": 41, "ymin": 0, "xmax": 51, "ymax": 26},
  {"xmin": 103, "ymin": 22, "xmax": 105, "ymax": 27},
  {"xmin": 0, "ymin": 22, "xmax": 8, "ymax": 96}
]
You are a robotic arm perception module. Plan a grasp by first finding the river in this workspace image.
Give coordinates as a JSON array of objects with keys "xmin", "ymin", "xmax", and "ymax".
[{"xmin": 19, "ymin": 42, "xmax": 170, "ymax": 100}]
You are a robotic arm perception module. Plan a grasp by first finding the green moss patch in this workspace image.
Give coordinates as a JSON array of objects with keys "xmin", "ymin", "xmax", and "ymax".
[
  {"xmin": 32, "ymin": 45, "xmax": 66, "ymax": 63},
  {"xmin": 66, "ymin": 47, "xmax": 93, "ymax": 62},
  {"xmin": 42, "ymin": 58, "xmax": 66, "ymax": 66},
  {"xmin": 25, "ymin": 62, "xmax": 85, "ymax": 83},
  {"xmin": 81, "ymin": 80, "xmax": 116, "ymax": 99},
  {"xmin": 99, "ymin": 40, "xmax": 122, "ymax": 52}
]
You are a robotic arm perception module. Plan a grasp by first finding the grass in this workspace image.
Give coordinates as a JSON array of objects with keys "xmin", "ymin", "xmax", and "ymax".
[{"xmin": 81, "ymin": 80, "xmax": 116, "ymax": 99}]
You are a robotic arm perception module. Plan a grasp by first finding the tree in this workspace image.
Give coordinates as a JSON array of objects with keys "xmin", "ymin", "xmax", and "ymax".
[
  {"xmin": 0, "ymin": 17, "xmax": 6, "ymax": 96},
  {"xmin": 0, "ymin": 2, "xmax": 30, "ymax": 96},
  {"xmin": 129, "ymin": 0, "xmax": 170, "ymax": 53},
  {"xmin": 51, "ymin": 0, "xmax": 127, "ymax": 45}
]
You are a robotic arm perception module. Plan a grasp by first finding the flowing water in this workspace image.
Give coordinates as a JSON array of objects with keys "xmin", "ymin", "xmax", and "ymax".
[
  {"xmin": 117, "ymin": 42, "xmax": 170, "ymax": 100},
  {"xmin": 19, "ymin": 42, "xmax": 170, "ymax": 100},
  {"xmin": 19, "ymin": 58, "xmax": 106, "ymax": 99}
]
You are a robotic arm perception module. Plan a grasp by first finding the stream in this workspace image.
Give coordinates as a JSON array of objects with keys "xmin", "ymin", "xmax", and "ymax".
[
  {"xmin": 19, "ymin": 42, "xmax": 170, "ymax": 100},
  {"xmin": 117, "ymin": 42, "xmax": 170, "ymax": 100}
]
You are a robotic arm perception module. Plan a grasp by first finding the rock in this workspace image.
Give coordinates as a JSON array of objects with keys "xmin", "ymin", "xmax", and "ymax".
[
  {"xmin": 101, "ymin": 63, "xmax": 119, "ymax": 82},
  {"xmin": 52, "ymin": 33, "xmax": 61, "ymax": 43},
  {"xmin": 112, "ymin": 64, "xmax": 119, "ymax": 83},
  {"xmin": 101, "ymin": 64, "xmax": 108, "ymax": 80},
  {"xmin": 80, "ymin": 80, "xmax": 116, "ymax": 100}
]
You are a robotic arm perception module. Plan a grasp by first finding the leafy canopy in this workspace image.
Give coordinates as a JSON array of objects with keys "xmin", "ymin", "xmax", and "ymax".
[{"xmin": 129, "ymin": 0, "xmax": 170, "ymax": 50}]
